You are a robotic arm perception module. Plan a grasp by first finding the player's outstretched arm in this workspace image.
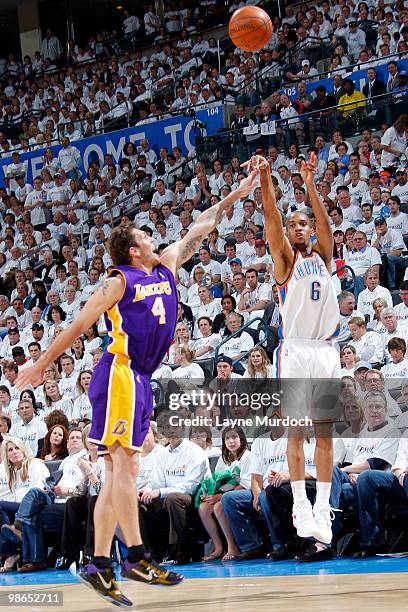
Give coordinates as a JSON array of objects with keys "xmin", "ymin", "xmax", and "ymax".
[
  {"xmin": 300, "ymin": 152, "xmax": 333, "ymax": 265},
  {"xmin": 15, "ymin": 276, "xmax": 124, "ymax": 389},
  {"xmin": 161, "ymin": 169, "xmax": 258, "ymax": 273},
  {"xmin": 247, "ymin": 156, "xmax": 293, "ymax": 278}
]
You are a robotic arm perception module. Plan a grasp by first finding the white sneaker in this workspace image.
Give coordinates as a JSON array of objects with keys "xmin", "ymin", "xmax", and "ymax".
[
  {"xmin": 313, "ymin": 504, "xmax": 335, "ymax": 545},
  {"xmin": 292, "ymin": 500, "xmax": 318, "ymax": 539}
]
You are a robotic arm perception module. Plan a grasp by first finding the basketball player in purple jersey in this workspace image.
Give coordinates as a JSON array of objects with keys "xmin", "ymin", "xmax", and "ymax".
[
  {"xmin": 16, "ymin": 169, "xmax": 258, "ymax": 607},
  {"xmin": 244, "ymin": 153, "xmax": 340, "ymax": 547}
]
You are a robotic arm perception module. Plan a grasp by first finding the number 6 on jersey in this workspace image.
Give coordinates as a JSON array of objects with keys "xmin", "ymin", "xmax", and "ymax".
[{"xmin": 310, "ymin": 281, "xmax": 321, "ymax": 302}]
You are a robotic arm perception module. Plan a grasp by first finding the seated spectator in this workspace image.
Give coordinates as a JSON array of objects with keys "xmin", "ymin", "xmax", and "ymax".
[
  {"xmin": 39, "ymin": 423, "xmax": 69, "ymax": 461},
  {"xmin": 198, "ymin": 426, "xmax": 251, "ymax": 561},
  {"xmin": 340, "ymin": 397, "xmax": 366, "ymax": 442},
  {"xmin": 9, "ymin": 399, "xmax": 47, "ymax": 456},
  {"xmin": 138, "ymin": 412, "xmax": 209, "ymax": 564},
  {"xmin": 381, "ymin": 338, "xmax": 408, "ymax": 390},
  {"xmin": 344, "ymin": 231, "xmax": 382, "ymax": 297},
  {"xmin": 380, "ymin": 308, "xmax": 408, "ymax": 363},
  {"xmin": 171, "ymin": 346, "xmax": 205, "ymax": 389},
  {"xmin": 348, "ymin": 316, "xmax": 384, "ymax": 366},
  {"xmin": 189, "ymin": 425, "xmax": 221, "ymax": 459},
  {"xmin": 340, "ymin": 345, "xmax": 357, "ymax": 378},
  {"xmin": 357, "ymin": 268, "xmax": 392, "ymax": 321},
  {"xmin": 0, "ymin": 437, "xmax": 49, "ymax": 573},
  {"xmin": 72, "ymin": 370, "xmax": 93, "ymax": 421},
  {"xmin": 330, "ymin": 391, "xmax": 399, "ymax": 557},
  {"xmin": 238, "ymin": 269, "xmax": 271, "ymax": 322},
  {"xmin": 394, "ymin": 281, "xmax": 408, "ymax": 325},
  {"xmin": 362, "ymin": 287, "xmax": 385, "ymax": 338},
  {"xmin": 338, "ymin": 79, "xmax": 366, "ymax": 116},
  {"xmin": 243, "ymin": 347, "xmax": 273, "ymax": 379},
  {"xmin": 337, "ymin": 291, "xmax": 364, "ymax": 343},
  {"xmin": 191, "ymin": 317, "xmax": 221, "ymax": 360},
  {"xmin": 59, "ymin": 425, "xmax": 104, "ymax": 569},
  {"xmin": 192, "ymin": 286, "xmax": 222, "ymax": 323},
  {"xmin": 218, "ymin": 312, "xmax": 254, "ymax": 374},
  {"xmin": 42, "ymin": 380, "xmax": 74, "ymax": 420}
]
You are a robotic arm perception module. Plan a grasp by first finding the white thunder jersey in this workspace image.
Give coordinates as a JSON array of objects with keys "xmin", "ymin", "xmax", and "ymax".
[{"xmin": 278, "ymin": 248, "xmax": 340, "ymax": 340}]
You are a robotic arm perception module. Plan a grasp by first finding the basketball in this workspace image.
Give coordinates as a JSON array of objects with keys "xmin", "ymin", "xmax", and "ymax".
[{"xmin": 229, "ymin": 6, "xmax": 273, "ymax": 52}]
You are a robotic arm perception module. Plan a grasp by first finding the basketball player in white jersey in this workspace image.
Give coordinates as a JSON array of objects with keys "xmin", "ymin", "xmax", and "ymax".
[{"xmin": 244, "ymin": 153, "xmax": 340, "ymax": 545}]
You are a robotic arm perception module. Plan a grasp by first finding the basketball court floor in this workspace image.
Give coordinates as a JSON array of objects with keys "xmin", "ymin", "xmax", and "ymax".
[{"xmin": 0, "ymin": 556, "xmax": 407, "ymax": 611}]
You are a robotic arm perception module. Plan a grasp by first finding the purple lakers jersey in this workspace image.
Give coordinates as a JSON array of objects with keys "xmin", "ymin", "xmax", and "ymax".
[{"xmin": 104, "ymin": 263, "xmax": 178, "ymax": 374}]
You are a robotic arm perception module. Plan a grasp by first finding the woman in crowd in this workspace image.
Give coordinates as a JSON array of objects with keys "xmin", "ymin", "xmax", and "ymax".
[
  {"xmin": 83, "ymin": 324, "xmax": 101, "ymax": 354},
  {"xmin": 192, "ymin": 317, "xmax": 221, "ymax": 360},
  {"xmin": 367, "ymin": 298, "xmax": 387, "ymax": 334},
  {"xmin": 72, "ymin": 370, "xmax": 93, "ymax": 421},
  {"xmin": 243, "ymin": 347, "xmax": 273, "ymax": 378},
  {"xmin": 167, "ymin": 322, "xmax": 193, "ymax": 364},
  {"xmin": 199, "ymin": 426, "xmax": 251, "ymax": 561},
  {"xmin": 0, "ymin": 387, "xmax": 18, "ymax": 425},
  {"xmin": 193, "ymin": 286, "xmax": 222, "ymax": 323},
  {"xmin": 171, "ymin": 346, "xmax": 205, "ymax": 389},
  {"xmin": 0, "ymin": 415, "xmax": 11, "ymax": 444},
  {"xmin": 341, "ymin": 398, "xmax": 365, "ymax": 445},
  {"xmin": 212, "ymin": 295, "xmax": 236, "ymax": 335},
  {"xmin": 333, "ymin": 229, "xmax": 345, "ymax": 260},
  {"xmin": 0, "ymin": 437, "xmax": 50, "ymax": 573},
  {"xmin": 340, "ymin": 345, "xmax": 357, "ymax": 378},
  {"xmin": 190, "ymin": 425, "xmax": 221, "ymax": 459},
  {"xmin": 39, "ymin": 424, "xmax": 69, "ymax": 461},
  {"xmin": 43, "ymin": 380, "xmax": 74, "ymax": 421},
  {"xmin": 209, "ymin": 159, "xmax": 225, "ymax": 193},
  {"xmin": 187, "ymin": 266, "xmax": 206, "ymax": 306},
  {"xmin": 47, "ymin": 305, "xmax": 67, "ymax": 337},
  {"xmin": 71, "ymin": 338, "xmax": 93, "ymax": 371},
  {"xmin": 59, "ymin": 425, "xmax": 104, "ymax": 569}
]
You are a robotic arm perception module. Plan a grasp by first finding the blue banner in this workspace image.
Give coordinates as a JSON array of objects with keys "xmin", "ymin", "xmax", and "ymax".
[
  {"xmin": 0, "ymin": 103, "xmax": 224, "ymax": 187},
  {"xmin": 281, "ymin": 58, "xmax": 408, "ymax": 100}
]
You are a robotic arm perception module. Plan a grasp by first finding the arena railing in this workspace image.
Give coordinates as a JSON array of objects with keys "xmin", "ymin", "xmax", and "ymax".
[
  {"xmin": 214, "ymin": 316, "xmax": 269, "ymax": 367},
  {"xmin": 333, "ymin": 265, "xmax": 356, "ymax": 294},
  {"xmin": 232, "ymin": 49, "xmax": 406, "ymax": 107},
  {"xmin": 195, "ymin": 89, "xmax": 406, "ymax": 163}
]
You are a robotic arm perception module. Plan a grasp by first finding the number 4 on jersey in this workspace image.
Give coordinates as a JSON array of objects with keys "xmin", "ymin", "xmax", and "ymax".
[{"xmin": 151, "ymin": 296, "xmax": 166, "ymax": 324}]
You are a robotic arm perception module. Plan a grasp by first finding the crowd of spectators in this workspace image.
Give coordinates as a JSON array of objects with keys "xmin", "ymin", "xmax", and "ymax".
[
  {"xmin": 0, "ymin": 0, "xmax": 408, "ymax": 157},
  {"xmin": 0, "ymin": 0, "xmax": 407, "ymax": 575}
]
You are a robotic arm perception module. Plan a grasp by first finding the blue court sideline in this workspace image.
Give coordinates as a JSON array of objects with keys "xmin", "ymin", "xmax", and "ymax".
[{"xmin": 1, "ymin": 556, "xmax": 408, "ymax": 587}]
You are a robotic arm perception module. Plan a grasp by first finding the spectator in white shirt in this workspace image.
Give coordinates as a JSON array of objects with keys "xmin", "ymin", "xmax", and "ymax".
[
  {"xmin": 387, "ymin": 195, "xmax": 408, "ymax": 236},
  {"xmin": 357, "ymin": 268, "xmax": 393, "ymax": 321},
  {"xmin": 391, "ymin": 170, "xmax": 408, "ymax": 204},
  {"xmin": 394, "ymin": 281, "xmax": 408, "ymax": 326},
  {"xmin": 57, "ymin": 138, "xmax": 81, "ymax": 181},
  {"xmin": 139, "ymin": 412, "xmax": 209, "ymax": 564},
  {"xmin": 344, "ymin": 231, "xmax": 382, "ymax": 296},
  {"xmin": 9, "ymin": 399, "xmax": 48, "ymax": 456},
  {"xmin": 238, "ymin": 269, "xmax": 271, "ymax": 321},
  {"xmin": 220, "ymin": 312, "xmax": 254, "ymax": 374},
  {"xmin": 380, "ymin": 308, "xmax": 408, "ymax": 363},
  {"xmin": 381, "ymin": 337, "xmax": 408, "ymax": 390},
  {"xmin": 151, "ymin": 179, "xmax": 174, "ymax": 208},
  {"xmin": 348, "ymin": 316, "xmax": 384, "ymax": 366},
  {"xmin": 372, "ymin": 217, "xmax": 407, "ymax": 289}
]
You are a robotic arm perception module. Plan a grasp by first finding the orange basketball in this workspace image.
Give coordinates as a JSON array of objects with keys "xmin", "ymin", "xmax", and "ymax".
[{"xmin": 229, "ymin": 6, "xmax": 273, "ymax": 52}]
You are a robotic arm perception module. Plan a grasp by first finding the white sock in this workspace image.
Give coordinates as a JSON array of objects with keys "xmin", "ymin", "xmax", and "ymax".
[
  {"xmin": 315, "ymin": 482, "xmax": 331, "ymax": 507},
  {"xmin": 291, "ymin": 480, "xmax": 307, "ymax": 504}
]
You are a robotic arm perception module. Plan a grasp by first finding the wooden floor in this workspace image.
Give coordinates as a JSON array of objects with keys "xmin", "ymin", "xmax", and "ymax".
[{"xmin": 2, "ymin": 573, "xmax": 408, "ymax": 612}]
